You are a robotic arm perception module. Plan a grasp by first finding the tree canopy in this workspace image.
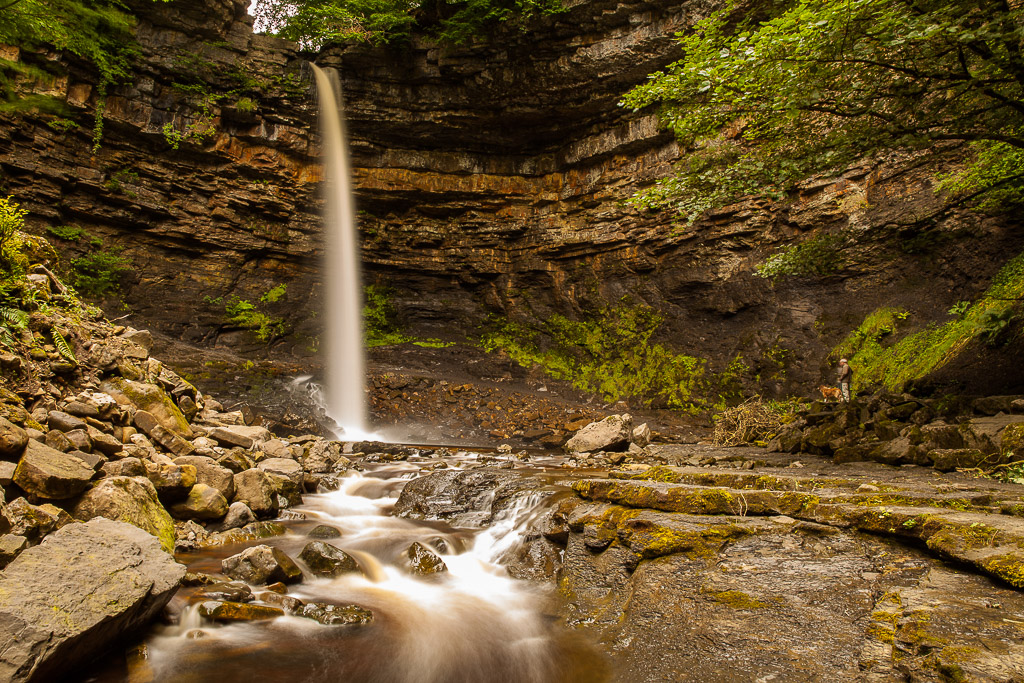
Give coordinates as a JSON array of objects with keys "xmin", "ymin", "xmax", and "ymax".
[
  {"xmin": 252, "ymin": 0, "xmax": 564, "ymax": 49},
  {"xmin": 621, "ymin": 0, "xmax": 1024, "ymax": 225}
]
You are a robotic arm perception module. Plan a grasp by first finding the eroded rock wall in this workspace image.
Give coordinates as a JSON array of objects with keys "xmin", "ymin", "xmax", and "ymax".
[{"xmin": 1, "ymin": 0, "xmax": 1021, "ymax": 400}]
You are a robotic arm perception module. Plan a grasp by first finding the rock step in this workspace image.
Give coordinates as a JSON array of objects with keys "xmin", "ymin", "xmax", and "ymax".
[{"xmin": 572, "ymin": 478, "xmax": 1024, "ymax": 588}]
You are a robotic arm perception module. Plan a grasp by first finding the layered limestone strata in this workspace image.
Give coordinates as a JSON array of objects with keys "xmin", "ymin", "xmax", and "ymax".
[{"xmin": 0, "ymin": 0, "xmax": 1021, "ymax": 399}]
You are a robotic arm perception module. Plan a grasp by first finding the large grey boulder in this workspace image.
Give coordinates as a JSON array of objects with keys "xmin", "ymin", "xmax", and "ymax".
[
  {"xmin": 563, "ymin": 414, "xmax": 634, "ymax": 453},
  {"xmin": 71, "ymin": 476, "xmax": 176, "ymax": 553},
  {"xmin": 13, "ymin": 441, "xmax": 94, "ymax": 500},
  {"xmin": 0, "ymin": 518, "xmax": 185, "ymax": 683}
]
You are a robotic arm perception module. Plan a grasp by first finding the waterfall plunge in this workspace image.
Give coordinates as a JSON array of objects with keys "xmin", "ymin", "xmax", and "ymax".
[{"xmin": 312, "ymin": 65, "xmax": 368, "ymax": 438}]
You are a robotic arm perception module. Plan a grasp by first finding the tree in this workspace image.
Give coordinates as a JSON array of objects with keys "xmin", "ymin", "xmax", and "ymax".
[
  {"xmin": 252, "ymin": 0, "xmax": 564, "ymax": 49},
  {"xmin": 0, "ymin": 0, "xmax": 166, "ymax": 144},
  {"xmin": 621, "ymin": 0, "xmax": 1024, "ymax": 225}
]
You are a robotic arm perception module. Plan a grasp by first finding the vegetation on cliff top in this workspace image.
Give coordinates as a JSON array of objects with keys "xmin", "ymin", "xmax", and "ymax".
[
  {"xmin": 253, "ymin": 0, "xmax": 565, "ymax": 48},
  {"xmin": 622, "ymin": 0, "xmax": 1024, "ymax": 225}
]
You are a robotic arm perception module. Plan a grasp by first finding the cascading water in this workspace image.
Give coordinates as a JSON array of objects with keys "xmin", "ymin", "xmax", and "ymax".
[
  {"xmin": 311, "ymin": 64, "xmax": 368, "ymax": 439},
  {"xmin": 121, "ymin": 459, "xmax": 604, "ymax": 682}
]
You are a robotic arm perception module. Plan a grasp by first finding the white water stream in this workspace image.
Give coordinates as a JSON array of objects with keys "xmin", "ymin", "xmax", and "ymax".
[
  {"xmin": 132, "ymin": 464, "xmax": 593, "ymax": 682},
  {"xmin": 312, "ymin": 65, "xmax": 369, "ymax": 439}
]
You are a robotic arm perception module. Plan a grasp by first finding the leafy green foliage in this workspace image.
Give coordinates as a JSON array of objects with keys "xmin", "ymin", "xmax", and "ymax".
[
  {"xmin": 0, "ymin": 1, "xmax": 168, "ymax": 148},
  {"xmin": 103, "ymin": 169, "xmax": 139, "ymax": 195},
  {"xmin": 51, "ymin": 328, "xmax": 76, "ymax": 364},
  {"xmin": 253, "ymin": 0, "xmax": 564, "ymax": 48},
  {"xmin": 260, "ymin": 283, "xmax": 287, "ymax": 303},
  {"xmin": 224, "ymin": 296, "xmax": 286, "ymax": 342},
  {"xmin": 363, "ymin": 284, "xmax": 410, "ymax": 347},
  {"xmin": 756, "ymin": 233, "xmax": 847, "ymax": 279},
  {"xmin": 71, "ymin": 247, "xmax": 131, "ymax": 298},
  {"xmin": 481, "ymin": 302, "xmax": 748, "ymax": 414},
  {"xmin": 621, "ymin": 0, "xmax": 1024, "ymax": 224},
  {"xmin": 835, "ymin": 252, "xmax": 1024, "ymax": 391},
  {"xmin": 46, "ymin": 224, "xmax": 85, "ymax": 242},
  {"xmin": 0, "ymin": 196, "xmax": 28, "ymax": 278}
]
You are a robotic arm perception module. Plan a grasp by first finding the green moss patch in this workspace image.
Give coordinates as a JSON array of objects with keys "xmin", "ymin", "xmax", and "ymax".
[{"xmin": 835, "ymin": 251, "xmax": 1024, "ymax": 392}]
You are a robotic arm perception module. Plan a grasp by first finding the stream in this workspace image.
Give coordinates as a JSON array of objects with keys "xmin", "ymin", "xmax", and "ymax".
[{"xmin": 87, "ymin": 455, "xmax": 607, "ymax": 683}]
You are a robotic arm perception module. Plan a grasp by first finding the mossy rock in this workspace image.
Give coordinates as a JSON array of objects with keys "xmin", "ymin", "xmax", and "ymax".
[
  {"xmin": 103, "ymin": 378, "xmax": 193, "ymax": 437},
  {"xmin": 71, "ymin": 476, "xmax": 176, "ymax": 553}
]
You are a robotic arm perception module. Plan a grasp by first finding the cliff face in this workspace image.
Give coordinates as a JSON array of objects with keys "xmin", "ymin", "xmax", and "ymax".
[{"xmin": 1, "ymin": 0, "xmax": 1021, "ymax": 407}]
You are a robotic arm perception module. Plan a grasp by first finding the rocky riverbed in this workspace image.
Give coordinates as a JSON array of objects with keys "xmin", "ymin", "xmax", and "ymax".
[{"xmin": 1, "ymin": 271, "xmax": 1024, "ymax": 682}]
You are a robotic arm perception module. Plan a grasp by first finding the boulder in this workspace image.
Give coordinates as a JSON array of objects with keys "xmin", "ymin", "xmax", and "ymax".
[
  {"xmin": 102, "ymin": 378, "xmax": 193, "ymax": 437},
  {"xmin": 0, "ymin": 518, "xmax": 184, "ymax": 683},
  {"xmin": 233, "ymin": 469, "xmax": 278, "ymax": 518},
  {"xmin": 13, "ymin": 441, "xmax": 94, "ymax": 500},
  {"xmin": 299, "ymin": 541, "xmax": 362, "ymax": 578},
  {"xmin": 298, "ymin": 602, "xmax": 372, "ymax": 626},
  {"xmin": 168, "ymin": 484, "xmax": 228, "ymax": 521},
  {"xmin": 919, "ymin": 423, "xmax": 965, "ymax": 452},
  {"xmin": 0, "ymin": 460, "xmax": 15, "ymax": 486},
  {"xmin": 173, "ymin": 455, "xmax": 235, "ymax": 500},
  {"xmin": 0, "ymin": 533, "xmax": 27, "ymax": 568},
  {"xmin": 404, "ymin": 541, "xmax": 447, "ymax": 576},
  {"xmin": 218, "ymin": 502, "xmax": 256, "ymax": 531},
  {"xmin": 307, "ymin": 524, "xmax": 342, "ymax": 539},
  {"xmin": 564, "ymin": 414, "xmax": 634, "ymax": 454},
  {"xmin": 261, "ymin": 439, "xmax": 292, "ymax": 460},
  {"xmin": 46, "ymin": 410, "xmax": 87, "ymax": 433},
  {"xmin": 258, "ymin": 458, "xmax": 304, "ymax": 486},
  {"xmin": 145, "ymin": 461, "xmax": 197, "ymax": 501},
  {"xmin": 192, "ymin": 581, "xmax": 253, "ymax": 603},
  {"xmin": 44, "ymin": 429, "xmax": 74, "ymax": 453},
  {"xmin": 209, "ymin": 425, "xmax": 271, "ymax": 450},
  {"xmin": 972, "ymin": 395, "xmax": 1024, "ymax": 416},
  {"xmin": 197, "ymin": 601, "xmax": 284, "ymax": 623},
  {"xmin": 0, "ymin": 417, "xmax": 27, "ymax": 459},
  {"xmin": 929, "ymin": 449, "xmax": 989, "ymax": 472},
  {"xmin": 221, "ymin": 544, "xmax": 303, "ymax": 585},
  {"xmin": 71, "ymin": 476, "xmax": 176, "ymax": 553},
  {"xmin": 300, "ymin": 440, "xmax": 346, "ymax": 473},
  {"xmin": 89, "ymin": 430, "xmax": 123, "ymax": 457},
  {"xmin": 632, "ymin": 423, "xmax": 651, "ymax": 448},
  {"xmin": 265, "ymin": 472, "xmax": 303, "ymax": 508},
  {"xmin": 4, "ymin": 498, "xmax": 58, "ymax": 543},
  {"xmin": 133, "ymin": 410, "xmax": 194, "ymax": 456},
  {"xmin": 100, "ymin": 457, "xmax": 147, "ymax": 478},
  {"xmin": 63, "ymin": 429, "xmax": 92, "ymax": 452},
  {"xmin": 217, "ymin": 449, "xmax": 254, "ymax": 473}
]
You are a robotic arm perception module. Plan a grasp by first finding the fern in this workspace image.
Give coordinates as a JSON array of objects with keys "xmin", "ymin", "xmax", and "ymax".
[
  {"xmin": 51, "ymin": 328, "xmax": 77, "ymax": 364},
  {"xmin": 0, "ymin": 306, "xmax": 28, "ymax": 330}
]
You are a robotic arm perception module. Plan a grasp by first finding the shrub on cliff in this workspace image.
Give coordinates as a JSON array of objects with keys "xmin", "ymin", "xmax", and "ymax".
[{"xmin": 622, "ymin": 0, "xmax": 1024, "ymax": 225}]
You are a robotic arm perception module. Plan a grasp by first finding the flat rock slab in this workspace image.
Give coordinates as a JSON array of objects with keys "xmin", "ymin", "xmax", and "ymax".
[
  {"xmin": 13, "ymin": 440, "xmax": 94, "ymax": 500},
  {"xmin": 0, "ymin": 517, "xmax": 185, "ymax": 682}
]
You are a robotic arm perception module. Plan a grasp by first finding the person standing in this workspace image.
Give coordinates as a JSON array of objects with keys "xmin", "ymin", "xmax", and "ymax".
[{"xmin": 837, "ymin": 358, "xmax": 853, "ymax": 402}]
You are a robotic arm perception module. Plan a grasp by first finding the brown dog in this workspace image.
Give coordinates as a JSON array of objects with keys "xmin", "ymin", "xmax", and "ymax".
[{"xmin": 819, "ymin": 385, "xmax": 842, "ymax": 402}]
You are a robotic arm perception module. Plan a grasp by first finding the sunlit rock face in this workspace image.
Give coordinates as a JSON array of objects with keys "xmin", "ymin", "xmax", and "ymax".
[{"xmin": 1, "ymin": 0, "xmax": 1021, "ymax": 396}]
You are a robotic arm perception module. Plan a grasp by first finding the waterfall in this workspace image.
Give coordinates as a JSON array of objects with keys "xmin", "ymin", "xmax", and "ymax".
[{"xmin": 312, "ymin": 64, "xmax": 368, "ymax": 438}]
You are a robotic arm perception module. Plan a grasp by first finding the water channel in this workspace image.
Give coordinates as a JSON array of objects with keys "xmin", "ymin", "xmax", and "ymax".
[{"xmin": 87, "ymin": 452, "xmax": 608, "ymax": 682}]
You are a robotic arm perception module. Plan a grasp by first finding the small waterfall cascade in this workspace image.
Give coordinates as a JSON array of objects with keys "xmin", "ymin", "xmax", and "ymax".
[
  {"xmin": 132, "ymin": 463, "xmax": 601, "ymax": 682},
  {"xmin": 311, "ymin": 64, "xmax": 368, "ymax": 439}
]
